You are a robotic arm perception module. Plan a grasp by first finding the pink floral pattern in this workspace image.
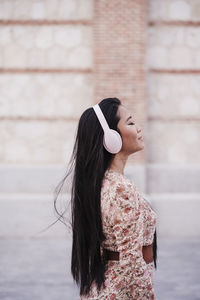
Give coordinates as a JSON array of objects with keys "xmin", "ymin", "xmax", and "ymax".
[{"xmin": 80, "ymin": 168, "xmax": 157, "ymax": 300}]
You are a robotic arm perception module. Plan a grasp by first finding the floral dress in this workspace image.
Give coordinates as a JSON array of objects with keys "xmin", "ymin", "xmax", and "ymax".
[{"xmin": 80, "ymin": 168, "xmax": 157, "ymax": 300}]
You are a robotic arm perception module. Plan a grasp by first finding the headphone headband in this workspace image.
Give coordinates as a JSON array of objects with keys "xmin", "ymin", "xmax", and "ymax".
[{"xmin": 93, "ymin": 104, "xmax": 109, "ymax": 133}]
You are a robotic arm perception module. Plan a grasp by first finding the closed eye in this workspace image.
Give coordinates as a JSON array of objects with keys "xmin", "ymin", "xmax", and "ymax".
[{"xmin": 128, "ymin": 122, "xmax": 135, "ymax": 125}]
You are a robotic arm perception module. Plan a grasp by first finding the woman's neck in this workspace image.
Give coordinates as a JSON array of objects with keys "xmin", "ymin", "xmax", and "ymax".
[{"xmin": 109, "ymin": 153, "xmax": 128, "ymax": 175}]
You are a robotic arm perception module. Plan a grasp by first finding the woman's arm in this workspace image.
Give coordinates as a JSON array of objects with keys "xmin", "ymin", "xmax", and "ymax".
[
  {"xmin": 143, "ymin": 243, "xmax": 154, "ymax": 286},
  {"xmin": 142, "ymin": 243, "xmax": 154, "ymax": 264}
]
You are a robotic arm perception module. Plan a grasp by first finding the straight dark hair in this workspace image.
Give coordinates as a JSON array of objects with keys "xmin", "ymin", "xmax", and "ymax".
[
  {"xmin": 53, "ymin": 97, "xmax": 157, "ymax": 297},
  {"xmin": 54, "ymin": 98, "xmax": 122, "ymax": 296}
]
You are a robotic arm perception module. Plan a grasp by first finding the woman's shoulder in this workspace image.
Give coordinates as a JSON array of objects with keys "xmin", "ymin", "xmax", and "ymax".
[
  {"xmin": 102, "ymin": 169, "xmax": 140, "ymax": 211},
  {"xmin": 103, "ymin": 169, "xmax": 133, "ymax": 191}
]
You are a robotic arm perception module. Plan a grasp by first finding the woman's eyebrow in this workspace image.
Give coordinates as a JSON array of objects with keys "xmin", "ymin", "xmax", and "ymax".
[{"xmin": 126, "ymin": 116, "xmax": 132, "ymax": 122}]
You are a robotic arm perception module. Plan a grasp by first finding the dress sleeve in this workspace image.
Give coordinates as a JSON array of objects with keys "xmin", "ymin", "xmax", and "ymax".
[
  {"xmin": 142, "ymin": 197, "xmax": 157, "ymax": 247},
  {"xmin": 111, "ymin": 181, "xmax": 156, "ymax": 300}
]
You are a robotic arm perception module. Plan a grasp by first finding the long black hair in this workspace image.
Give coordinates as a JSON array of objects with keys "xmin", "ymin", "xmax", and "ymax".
[
  {"xmin": 53, "ymin": 97, "xmax": 158, "ymax": 297},
  {"xmin": 54, "ymin": 98, "xmax": 122, "ymax": 296}
]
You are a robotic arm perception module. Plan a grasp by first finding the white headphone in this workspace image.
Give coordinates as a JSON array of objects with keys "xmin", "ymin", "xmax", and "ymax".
[{"xmin": 92, "ymin": 104, "xmax": 122, "ymax": 154}]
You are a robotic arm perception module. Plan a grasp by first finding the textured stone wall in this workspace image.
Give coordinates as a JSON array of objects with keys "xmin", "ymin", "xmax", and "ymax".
[
  {"xmin": 0, "ymin": 0, "xmax": 147, "ymax": 166},
  {"xmin": 0, "ymin": 25, "xmax": 92, "ymax": 69},
  {"xmin": 0, "ymin": 0, "xmax": 93, "ymax": 20},
  {"xmin": 147, "ymin": 0, "xmax": 200, "ymax": 164},
  {"xmin": 0, "ymin": 0, "xmax": 93, "ymax": 165},
  {"xmin": 0, "ymin": 0, "xmax": 199, "ymax": 238},
  {"xmin": 148, "ymin": 0, "xmax": 200, "ymax": 21},
  {"xmin": 1, "ymin": 0, "xmax": 199, "ymax": 169}
]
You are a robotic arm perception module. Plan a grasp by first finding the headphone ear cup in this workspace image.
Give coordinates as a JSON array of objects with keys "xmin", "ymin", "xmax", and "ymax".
[{"xmin": 103, "ymin": 129, "xmax": 122, "ymax": 154}]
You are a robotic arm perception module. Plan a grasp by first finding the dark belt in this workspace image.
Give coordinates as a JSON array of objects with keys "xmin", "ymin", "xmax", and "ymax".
[{"xmin": 103, "ymin": 248, "xmax": 119, "ymax": 261}]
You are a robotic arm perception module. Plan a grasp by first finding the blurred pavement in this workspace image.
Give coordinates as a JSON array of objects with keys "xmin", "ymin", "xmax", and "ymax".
[{"xmin": 0, "ymin": 237, "xmax": 199, "ymax": 300}]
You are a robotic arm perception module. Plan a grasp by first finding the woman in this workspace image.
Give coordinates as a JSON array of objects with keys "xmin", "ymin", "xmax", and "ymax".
[{"xmin": 54, "ymin": 97, "xmax": 157, "ymax": 299}]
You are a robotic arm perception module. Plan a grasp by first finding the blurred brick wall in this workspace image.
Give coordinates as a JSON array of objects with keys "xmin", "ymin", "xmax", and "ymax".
[{"xmin": 93, "ymin": 0, "xmax": 148, "ymax": 164}]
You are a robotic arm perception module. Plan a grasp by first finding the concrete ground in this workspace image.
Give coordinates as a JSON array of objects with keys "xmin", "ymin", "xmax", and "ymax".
[{"xmin": 0, "ymin": 237, "xmax": 199, "ymax": 300}]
